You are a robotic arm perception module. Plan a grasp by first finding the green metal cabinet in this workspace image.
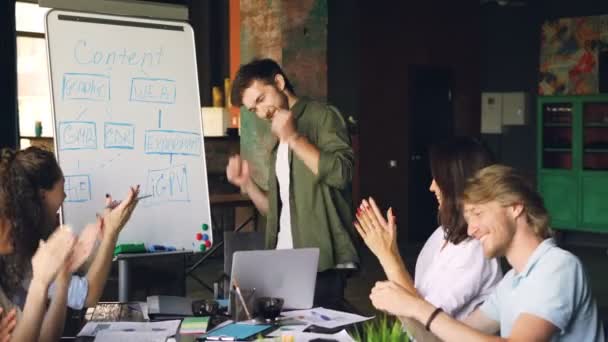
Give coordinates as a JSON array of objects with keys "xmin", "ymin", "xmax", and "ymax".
[{"xmin": 537, "ymin": 95, "xmax": 608, "ymax": 233}]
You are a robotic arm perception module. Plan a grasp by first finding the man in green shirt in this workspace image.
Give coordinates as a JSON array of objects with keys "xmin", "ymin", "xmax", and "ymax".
[{"xmin": 226, "ymin": 58, "xmax": 359, "ymax": 309}]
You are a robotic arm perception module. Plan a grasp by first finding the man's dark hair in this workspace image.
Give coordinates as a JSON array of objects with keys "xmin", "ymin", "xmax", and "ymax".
[{"xmin": 230, "ymin": 58, "xmax": 295, "ymax": 107}]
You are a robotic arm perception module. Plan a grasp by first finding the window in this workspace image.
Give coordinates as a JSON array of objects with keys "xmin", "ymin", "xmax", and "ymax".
[{"xmin": 15, "ymin": 2, "xmax": 52, "ymax": 148}]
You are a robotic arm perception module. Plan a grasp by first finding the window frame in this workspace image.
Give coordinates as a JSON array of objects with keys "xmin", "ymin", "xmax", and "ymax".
[{"xmin": 15, "ymin": 2, "xmax": 53, "ymax": 147}]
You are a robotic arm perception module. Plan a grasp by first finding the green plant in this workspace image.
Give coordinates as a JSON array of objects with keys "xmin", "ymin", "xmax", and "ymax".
[{"xmin": 352, "ymin": 314, "xmax": 410, "ymax": 342}]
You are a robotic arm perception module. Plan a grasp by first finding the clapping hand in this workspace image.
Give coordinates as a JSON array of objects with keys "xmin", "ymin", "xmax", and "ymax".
[
  {"xmin": 0, "ymin": 307, "xmax": 17, "ymax": 342},
  {"xmin": 226, "ymin": 155, "xmax": 251, "ymax": 190},
  {"xmin": 66, "ymin": 219, "xmax": 102, "ymax": 272},
  {"xmin": 370, "ymin": 281, "xmax": 414, "ymax": 318},
  {"xmin": 100, "ymin": 185, "xmax": 140, "ymax": 239},
  {"xmin": 354, "ymin": 197, "xmax": 398, "ymax": 259},
  {"xmin": 31, "ymin": 226, "xmax": 76, "ymax": 287}
]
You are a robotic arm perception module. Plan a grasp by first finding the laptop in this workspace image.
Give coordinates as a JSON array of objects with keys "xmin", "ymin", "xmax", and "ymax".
[{"xmin": 230, "ymin": 248, "xmax": 319, "ymax": 309}]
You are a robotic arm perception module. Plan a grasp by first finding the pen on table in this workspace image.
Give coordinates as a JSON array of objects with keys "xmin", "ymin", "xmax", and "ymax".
[
  {"xmin": 311, "ymin": 310, "xmax": 331, "ymax": 321},
  {"xmin": 232, "ymin": 278, "xmax": 252, "ymax": 320}
]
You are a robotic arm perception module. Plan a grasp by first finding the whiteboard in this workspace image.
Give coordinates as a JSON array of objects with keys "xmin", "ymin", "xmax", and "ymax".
[{"xmin": 45, "ymin": 10, "xmax": 213, "ymax": 251}]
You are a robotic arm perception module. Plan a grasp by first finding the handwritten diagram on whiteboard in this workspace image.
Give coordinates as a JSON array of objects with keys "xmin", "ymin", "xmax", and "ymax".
[{"xmin": 46, "ymin": 10, "xmax": 213, "ymax": 251}]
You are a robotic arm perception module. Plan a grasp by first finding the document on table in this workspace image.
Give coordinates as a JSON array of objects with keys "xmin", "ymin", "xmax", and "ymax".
[
  {"xmin": 266, "ymin": 322, "xmax": 310, "ymax": 337},
  {"xmin": 280, "ymin": 307, "xmax": 373, "ymax": 329},
  {"xmin": 280, "ymin": 330, "xmax": 355, "ymax": 342},
  {"xmin": 77, "ymin": 320, "xmax": 181, "ymax": 341}
]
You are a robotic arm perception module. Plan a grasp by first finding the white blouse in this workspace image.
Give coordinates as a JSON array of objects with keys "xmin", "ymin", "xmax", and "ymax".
[{"xmin": 414, "ymin": 227, "xmax": 503, "ymax": 320}]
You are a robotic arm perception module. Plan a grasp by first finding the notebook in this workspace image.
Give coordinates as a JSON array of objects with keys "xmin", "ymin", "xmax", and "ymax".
[{"xmin": 180, "ymin": 317, "xmax": 210, "ymax": 335}]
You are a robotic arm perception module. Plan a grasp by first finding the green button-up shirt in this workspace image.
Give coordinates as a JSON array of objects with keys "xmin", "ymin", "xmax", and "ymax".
[{"xmin": 265, "ymin": 98, "xmax": 359, "ymax": 272}]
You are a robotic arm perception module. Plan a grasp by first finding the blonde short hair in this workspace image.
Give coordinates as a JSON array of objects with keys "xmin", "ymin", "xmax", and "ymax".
[{"xmin": 463, "ymin": 164, "xmax": 552, "ymax": 239}]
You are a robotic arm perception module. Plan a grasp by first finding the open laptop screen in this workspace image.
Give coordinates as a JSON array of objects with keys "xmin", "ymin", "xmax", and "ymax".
[{"xmin": 230, "ymin": 248, "xmax": 319, "ymax": 309}]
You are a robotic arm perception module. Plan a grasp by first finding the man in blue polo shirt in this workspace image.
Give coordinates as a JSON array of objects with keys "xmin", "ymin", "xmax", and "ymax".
[{"xmin": 368, "ymin": 165, "xmax": 605, "ymax": 341}]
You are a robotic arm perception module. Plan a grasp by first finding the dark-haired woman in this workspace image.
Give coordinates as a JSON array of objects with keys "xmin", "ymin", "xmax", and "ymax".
[{"xmin": 355, "ymin": 137, "xmax": 502, "ymax": 322}]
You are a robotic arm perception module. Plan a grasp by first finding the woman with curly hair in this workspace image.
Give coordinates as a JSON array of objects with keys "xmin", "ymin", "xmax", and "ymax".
[
  {"xmin": 0, "ymin": 147, "xmax": 139, "ymax": 339},
  {"xmin": 0, "ymin": 147, "xmax": 78, "ymax": 341}
]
